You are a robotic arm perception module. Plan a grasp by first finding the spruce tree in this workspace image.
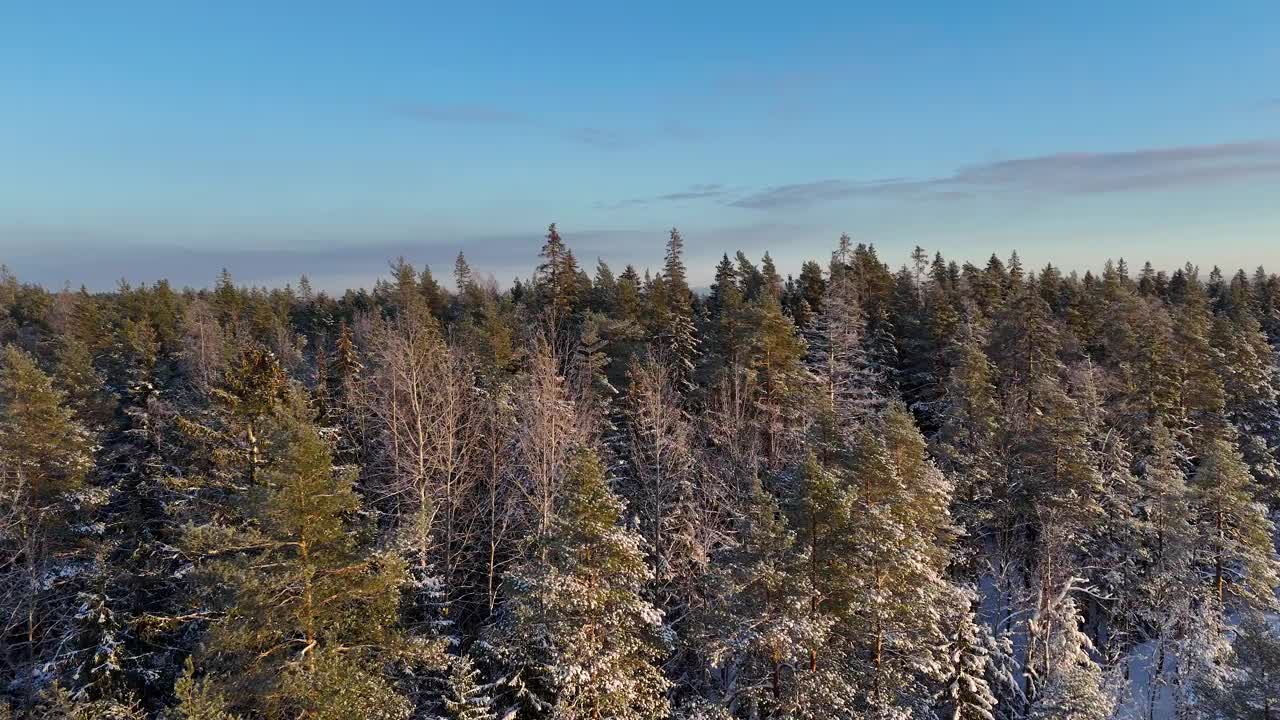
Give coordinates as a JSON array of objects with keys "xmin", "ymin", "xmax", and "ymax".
[
  {"xmin": 1024, "ymin": 598, "xmax": 1112, "ymax": 720},
  {"xmin": 536, "ymin": 223, "xmax": 582, "ymax": 324},
  {"xmin": 1171, "ymin": 271, "xmax": 1229, "ymax": 456},
  {"xmin": 439, "ymin": 654, "xmax": 497, "ymax": 720},
  {"xmin": 805, "ymin": 253, "xmax": 881, "ymax": 435},
  {"xmin": 1194, "ymin": 613, "xmax": 1280, "ymax": 720},
  {"xmin": 653, "ymin": 228, "xmax": 699, "ymax": 395},
  {"xmin": 1133, "ymin": 423, "xmax": 1196, "ymax": 702},
  {"xmin": 702, "ymin": 254, "xmax": 747, "ymax": 383},
  {"xmin": 937, "ymin": 589, "xmax": 998, "ymax": 720}
]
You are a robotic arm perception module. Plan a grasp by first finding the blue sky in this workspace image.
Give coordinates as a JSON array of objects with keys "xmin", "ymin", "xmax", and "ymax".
[{"xmin": 2, "ymin": 1, "xmax": 1279, "ymax": 290}]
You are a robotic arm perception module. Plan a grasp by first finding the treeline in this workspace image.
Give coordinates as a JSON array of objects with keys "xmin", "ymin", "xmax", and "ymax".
[{"xmin": 2, "ymin": 225, "xmax": 1279, "ymax": 719}]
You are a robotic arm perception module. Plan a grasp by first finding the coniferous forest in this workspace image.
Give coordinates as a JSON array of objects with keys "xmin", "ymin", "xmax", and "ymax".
[{"xmin": 3, "ymin": 225, "xmax": 1280, "ymax": 719}]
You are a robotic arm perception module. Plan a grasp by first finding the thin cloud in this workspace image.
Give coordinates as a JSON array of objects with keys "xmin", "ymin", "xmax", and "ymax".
[
  {"xmin": 566, "ymin": 124, "xmax": 710, "ymax": 150},
  {"xmin": 731, "ymin": 139, "xmax": 1280, "ymax": 209},
  {"xmin": 598, "ymin": 184, "xmax": 732, "ymax": 210}
]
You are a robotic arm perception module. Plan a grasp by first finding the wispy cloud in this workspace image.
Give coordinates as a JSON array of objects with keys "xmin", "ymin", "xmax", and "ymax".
[
  {"xmin": 731, "ymin": 139, "xmax": 1280, "ymax": 209},
  {"xmin": 598, "ymin": 183, "xmax": 733, "ymax": 210}
]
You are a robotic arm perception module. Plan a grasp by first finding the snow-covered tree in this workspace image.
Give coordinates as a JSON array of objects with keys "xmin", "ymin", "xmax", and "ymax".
[
  {"xmin": 804, "ymin": 251, "xmax": 882, "ymax": 436},
  {"xmin": 937, "ymin": 587, "xmax": 999, "ymax": 720},
  {"xmin": 1188, "ymin": 433, "xmax": 1279, "ymax": 615},
  {"xmin": 0, "ymin": 345, "xmax": 93, "ymax": 706},
  {"xmin": 1025, "ymin": 595, "xmax": 1113, "ymax": 720},
  {"xmin": 482, "ymin": 448, "xmax": 669, "ymax": 720},
  {"xmin": 1193, "ymin": 613, "xmax": 1280, "ymax": 720},
  {"xmin": 438, "ymin": 654, "xmax": 497, "ymax": 720}
]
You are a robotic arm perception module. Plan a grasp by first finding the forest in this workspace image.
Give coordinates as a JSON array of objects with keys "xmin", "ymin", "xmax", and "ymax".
[{"xmin": 2, "ymin": 225, "xmax": 1279, "ymax": 719}]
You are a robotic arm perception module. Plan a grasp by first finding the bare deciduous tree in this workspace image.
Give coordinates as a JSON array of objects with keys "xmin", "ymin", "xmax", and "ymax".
[{"xmin": 361, "ymin": 314, "xmax": 483, "ymax": 616}]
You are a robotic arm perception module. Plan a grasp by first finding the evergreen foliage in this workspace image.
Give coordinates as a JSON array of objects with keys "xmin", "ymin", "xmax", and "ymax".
[{"xmin": 0, "ymin": 232, "xmax": 1277, "ymax": 720}]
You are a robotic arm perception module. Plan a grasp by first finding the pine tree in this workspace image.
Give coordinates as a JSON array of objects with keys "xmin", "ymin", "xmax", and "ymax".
[
  {"xmin": 933, "ymin": 320, "xmax": 1002, "ymax": 573},
  {"xmin": 797, "ymin": 404, "xmax": 956, "ymax": 716},
  {"xmin": 850, "ymin": 405, "xmax": 957, "ymax": 714},
  {"xmin": 30, "ymin": 683, "xmax": 145, "ymax": 720},
  {"xmin": 1188, "ymin": 433, "xmax": 1279, "ymax": 615},
  {"xmin": 176, "ymin": 344, "xmax": 288, "ymax": 487},
  {"xmin": 171, "ymin": 658, "xmax": 237, "ymax": 720},
  {"xmin": 482, "ymin": 448, "xmax": 669, "ymax": 720},
  {"xmin": 696, "ymin": 482, "xmax": 842, "ymax": 719},
  {"xmin": 1213, "ymin": 311, "xmax": 1280, "ymax": 505},
  {"xmin": 0, "ymin": 344, "xmax": 93, "ymax": 706},
  {"xmin": 746, "ymin": 293, "xmax": 808, "ymax": 467},
  {"xmin": 185, "ymin": 400, "xmax": 440, "ymax": 719}
]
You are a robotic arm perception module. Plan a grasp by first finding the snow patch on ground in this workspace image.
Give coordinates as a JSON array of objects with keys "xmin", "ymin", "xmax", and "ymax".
[{"xmin": 1114, "ymin": 639, "xmax": 1174, "ymax": 720}]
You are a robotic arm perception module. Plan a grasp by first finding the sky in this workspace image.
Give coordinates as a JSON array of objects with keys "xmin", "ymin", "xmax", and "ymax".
[{"xmin": 2, "ymin": 1, "xmax": 1279, "ymax": 292}]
